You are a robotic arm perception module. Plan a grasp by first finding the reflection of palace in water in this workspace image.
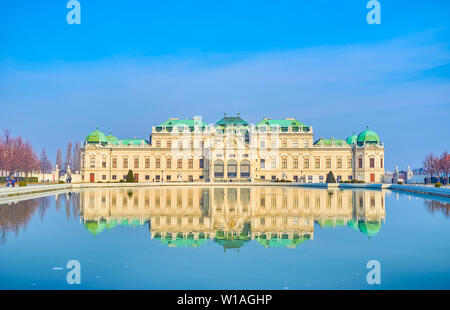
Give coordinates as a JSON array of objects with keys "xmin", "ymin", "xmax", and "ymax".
[{"xmin": 80, "ymin": 187, "xmax": 386, "ymax": 249}]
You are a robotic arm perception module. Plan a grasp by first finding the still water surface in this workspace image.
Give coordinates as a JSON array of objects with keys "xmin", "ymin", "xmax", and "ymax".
[{"xmin": 0, "ymin": 186, "xmax": 449, "ymax": 289}]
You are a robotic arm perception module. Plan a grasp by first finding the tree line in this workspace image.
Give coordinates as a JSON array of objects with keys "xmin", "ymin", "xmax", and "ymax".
[
  {"xmin": 56, "ymin": 141, "xmax": 81, "ymax": 172},
  {"xmin": 0, "ymin": 130, "xmax": 82, "ymax": 177},
  {"xmin": 423, "ymin": 151, "xmax": 449, "ymax": 179}
]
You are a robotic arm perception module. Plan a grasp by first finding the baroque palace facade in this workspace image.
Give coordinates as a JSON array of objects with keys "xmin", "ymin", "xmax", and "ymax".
[{"xmin": 80, "ymin": 115, "xmax": 385, "ymax": 183}]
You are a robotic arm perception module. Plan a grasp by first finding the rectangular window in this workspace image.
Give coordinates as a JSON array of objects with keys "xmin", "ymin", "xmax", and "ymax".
[
  {"xmin": 167, "ymin": 140, "xmax": 172, "ymax": 148},
  {"xmin": 90, "ymin": 157, "xmax": 95, "ymax": 168},
  {"xmin": 112, "ymin": 158, "xmax": 117, "ymax": 168},
  {"xmin": 282, "ymin": 158, "xmax": 287, "ymax": 169},
  {"xmin": 370, "ymin": 158, "xmax": 375, "ymax": 168},
  {"xmin": 348, "ymin": 158, "xmax": 352, "ymax": 169},
  {"xmin": 326, "ymin": 158, "xmax": 331, "ymax": 169},
  {"xmin": 134, "ymin": 158, "xmax": 139, "ymax": 169},
  {"xmin": 293, "ymin": 158, "xmax": 298, "ymax": 169},
  {"xmin": 282, "ymin": 140, "xmax": 287, "ymax": 148},
  {"xmin": 260, "ymin": 175, "xmax": 265, "ymax": 180},
  {"xmin": 145, "ymin": 158, "xmax": 150, "ymax": 169},
  {"xmin": 123, "ymin": 158, "xmax": 128, "ymax": 169},
  {"xmin": 188, "ymin": 158, "xmax": 193, "ymax": 169},
  {"xmin": 315, "ymin": 158, "xmax": 320, "ymax": 169},
  {"xmin": 260, "ymin": 159, "xmax": 265, "ymax": 169},
  {"xmin": 260, "ymin": 141, "xmax": 265, "ymax": 148},
  {"xmin": 177, "ymin": 158, "xmax": 182, "ymax": 169},
  {"xmin": 337, "ymin": 158, "xmax": 342, "ymax": 169},
  {"xmin": 166, "ymin": 158, "xmax": 172, "ymax": 169},
  {"xmin": 271, "ymin": 175, "xmax": 276, "ymax": 181},
  {"xmin": 112, "ymin": 175, "xmax": 117, "ymax": 180},
  {"xmin": 145, "ymin": 175, "xmax": 150, "ymax": 180},
  {"xmin": 293, "ymin": 140, "xmax": 298, "ymax": 148},
  {"xmin": 271, "ymin": 159, "xmax": 276, "ymax": 169},
  {"xmin": 156, "ymin": 140, "xmax": 161, "ymax": 148},
  {"xmin": 304, "ymin": 140, "xmax": 309, "ymax": 147},
  {"xmin": 358, "ymin": 158, "xmax": 363, "ymax": 168},
  {"xmin": 155, "ymin": 158, "xmax": 160, "ymax": 169},
  {"xmin": 304, "ymin": 158, "xmax": 309, "ymax": 169},
  {"xmin": 166, "ymin": 175, "xmax": 171, "ymax": 181},
  {"xmin": 199, "ymin": 158, "xmax": 204, "ymax": 168},
  {"xmin": 102, "ymin": 159, "xmax": 107, "ymax": 168},
  {"xmin": 271, "ymin": 140, "xmax": 276, "ymax": 148},
  {"xmin": 102, "ymin": 175, "xmax": 106, "ymax": 180},
  {"xmin": 381, "ymin": 158, "xmax": 383, "ymax": 168}
]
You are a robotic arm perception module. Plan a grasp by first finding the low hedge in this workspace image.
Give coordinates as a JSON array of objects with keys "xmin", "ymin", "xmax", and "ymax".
[
  {"xmin": 435, "ymin": 182, "xmax": 442, "ymax": 188},
  {"xmin": 0, "ymin": 176, "xmax": 38, "ymax": 183}
]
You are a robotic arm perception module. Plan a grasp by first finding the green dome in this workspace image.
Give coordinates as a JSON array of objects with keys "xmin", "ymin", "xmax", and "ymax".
[
  {"xmin": 84, "ymin": 221, "xmax": 106, "ymax": 236},
  {"xmin": 86, "ymin": 127, "xmax": 108, "ymax": 145},
  {"xmin": 346, "ymin": 131, "xmax": 358, "ymax": 145},
  {"xmin": 106, "ymin": 132, "xmax": 119, "ymax": 145},
  {"xmin": 357, "ymin": 127, "xmax": 380, "ymax": 146},
  {"xmin": 358, "ymin": 220, "xmax": 381, "ymax": 237}
]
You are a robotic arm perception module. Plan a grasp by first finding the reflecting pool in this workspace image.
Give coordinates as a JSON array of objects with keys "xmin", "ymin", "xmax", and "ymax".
[{"xmin": 0, "ymin": 186, "xmax": 449, "ymax": 289}]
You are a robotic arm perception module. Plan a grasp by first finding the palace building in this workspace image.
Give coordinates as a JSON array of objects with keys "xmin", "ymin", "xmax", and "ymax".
[{"xmin": 80, "ymin": 115, "xmax": 385, "ymax": 183}]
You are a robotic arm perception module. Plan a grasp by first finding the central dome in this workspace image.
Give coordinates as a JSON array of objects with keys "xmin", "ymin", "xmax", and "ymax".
[
  {"xmin": 86, "ymin": 127, "xmax": 108, "ymax": 145},
  {"xmin": 357, "ymin": 126, "xmax": 380, "ymax": 146}
]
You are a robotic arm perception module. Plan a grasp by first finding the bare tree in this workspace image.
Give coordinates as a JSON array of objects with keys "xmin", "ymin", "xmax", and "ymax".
[
  {"xmin": 22, "ymin": 140, "xmax": 39, "ymax": 178},
  {"xmin": 65, "ymin": 141, "xmax": 72, "ymax": 171},
  {"xmin": 0, "ymin": 130, "xmax": 40, "ymax": 179},
  {"xmin": 56, "ymin": 149, "xmax": 62, "ymax": 170},
  {"xmin": 423, "ymin": 153, "xmax": 439, "ymax": 178},
  {"xmin": 40, "ymin": 148, "xmax": 53, "ymax": 179},
  {"xmin": 71, "ymin": 141, "xmax": 81, "ymax": 172},
  {"xmin": 440, "ymin": 151, "xmax": 449, "ymax": 179}
]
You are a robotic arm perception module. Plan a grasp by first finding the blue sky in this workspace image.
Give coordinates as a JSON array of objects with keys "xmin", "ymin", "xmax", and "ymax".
[{"xmin": 1, "ymin": 0, "xmax": 449, "ymax": 170}]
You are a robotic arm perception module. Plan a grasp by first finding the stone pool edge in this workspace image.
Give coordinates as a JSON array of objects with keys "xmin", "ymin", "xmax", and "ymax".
[{"xmin": 0, "ymin": 182, "xmax": 449, "ymax": 200}]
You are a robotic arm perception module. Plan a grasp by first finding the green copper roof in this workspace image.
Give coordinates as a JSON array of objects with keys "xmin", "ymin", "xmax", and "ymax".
[
  {"xmin": 156, "ymin": 118, "xmax": 207, "ymax": 129},
  {"xmin": 346, "ymin": 132, "xmax": 358, "ymax": 145},
  {"xmin": 120, "ymin": 139, "xmax": 150, "ymax": 146},
  {"xmin": 316, "ymin": 218, "xmax": 347, "ymax": 228},
  {"xmin": 84, "ymin": 218, "xmax": 146, "ymax": 236},
  {"xmin": 256, "ymin": 236, "xmax": 307, "ymax": 248},
  {"xmin": 347, "ymin": 220, "xmax": 359, "ymax": 231},
  {"xmin": 84, "ymin": 221, "xmax": 106, "ymax": 236},
  {"xmin": 86, "ymin": 127, "xmax": 108, "ymax": 144},
  {"xmin": 357, "ymin": 127, "xmax": 380, "ymax": 145},
  {"xmin": 313, "ymin": 138, "xmax": 346, "ymax": 146},
  {"xmin": 106, "ymin": 133, "xmax": 120, "ymax": 145},
  {"xmin": 358, "ymin": 220, "xmax": 381, "ymax": 237},
  {"xmin": 257, "ymin": 118, "xmax": 308, "ymax": 128},
  {"xmin": 156, "ymin": 236, "xmax": 207, "ymax": 247},
  {"xmin": 216, "ymin": 115, "xmax": 249, "ymax": 127}
]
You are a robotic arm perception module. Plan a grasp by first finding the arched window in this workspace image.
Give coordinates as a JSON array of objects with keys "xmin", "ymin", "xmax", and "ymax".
[
  {"xmin": 227, "ymin": 160, "xmax": 237, "ymax": 178},
  {"xmin": 240, "ymin": 160, "xmax": 250, "ymax": 178},
  {"xmin": 214, "ymin": 160, "xmax": 224, "ymax": 178}
]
